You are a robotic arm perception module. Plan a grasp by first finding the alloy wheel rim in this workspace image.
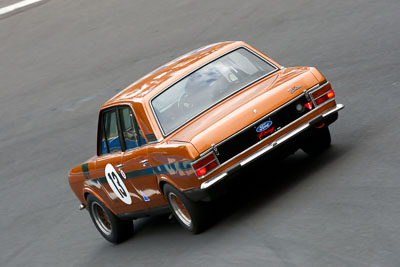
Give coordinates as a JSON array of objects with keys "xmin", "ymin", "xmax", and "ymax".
[
  {"xmin": 168, "ymin": 192, "xmax": 192, "ymax": 227},
  {"xmin": 92, "ymin": 202, "xmax": 112, "ymax": 235}
]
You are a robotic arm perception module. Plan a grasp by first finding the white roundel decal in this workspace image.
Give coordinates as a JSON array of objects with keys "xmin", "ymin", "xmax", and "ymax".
[{"xmin": 105, "ymin": 163, "xmax": 132, "ymax": 205}]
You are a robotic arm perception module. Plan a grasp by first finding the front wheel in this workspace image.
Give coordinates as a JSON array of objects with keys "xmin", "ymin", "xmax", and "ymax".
[
  {"xmin": 301, "ymin": 126, "xmax": 331, "ymax": 156},
  {"xmin": 87, "ymin": 194, "xmax": 133, "ymax": 244},
  {"xmin": 163, "ymin": 184, "xmax": 206, "ymax": 234}
]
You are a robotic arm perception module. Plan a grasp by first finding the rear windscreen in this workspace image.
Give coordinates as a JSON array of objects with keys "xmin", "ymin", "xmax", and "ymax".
[{"xmin": 151, "ymin": 48, "xmax": 277, "ymax": 135}]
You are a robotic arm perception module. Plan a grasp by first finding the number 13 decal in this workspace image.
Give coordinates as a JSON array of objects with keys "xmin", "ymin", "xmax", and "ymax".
[{"xmin": 105, "ymin": 163, "xmax": 132, "ymax": 205}]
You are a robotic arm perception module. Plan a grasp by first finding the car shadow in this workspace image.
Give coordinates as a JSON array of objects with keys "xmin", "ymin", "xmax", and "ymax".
[
  {"xmin": 204, "ymin": 145, "xmax": 348, "ymax": 230},
  {"xmin": 130, "ymin": 144, "xmax": 349, "ymax": 238}
]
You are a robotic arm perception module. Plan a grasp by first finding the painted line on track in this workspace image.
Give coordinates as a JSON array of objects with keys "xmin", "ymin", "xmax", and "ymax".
[{"xmin": 0, "ymin": 0, "xmax": 44, "ymax": 16}]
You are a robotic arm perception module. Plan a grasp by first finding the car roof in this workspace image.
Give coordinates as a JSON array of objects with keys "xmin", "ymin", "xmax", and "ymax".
[{"xmin": 101, "ymin": 41, "xmax": 249, "ymax": 108}]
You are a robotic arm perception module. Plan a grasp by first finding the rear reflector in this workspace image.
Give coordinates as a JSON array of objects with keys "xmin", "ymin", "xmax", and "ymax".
[{"xmin": 304, "ymin": 101, "xmax": 313, "ymax": 110}]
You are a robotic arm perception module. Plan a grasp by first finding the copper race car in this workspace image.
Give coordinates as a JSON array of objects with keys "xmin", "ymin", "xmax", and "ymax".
[{"xmin": 68, "ymin": 41, "xmax": 344, "ymax": 243}]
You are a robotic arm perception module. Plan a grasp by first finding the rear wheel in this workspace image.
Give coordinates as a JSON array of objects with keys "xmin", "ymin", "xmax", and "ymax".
[
  {"xmin": 87, "ymin": 194, "xmax": 133, "ymax": 244},
  {"xmin": 163, "ymin": 184, "xmax": 206, "ymax": 234},
  {"xmin": 301, "ymin": 126, "xmax": 331, "ymax": 156}
]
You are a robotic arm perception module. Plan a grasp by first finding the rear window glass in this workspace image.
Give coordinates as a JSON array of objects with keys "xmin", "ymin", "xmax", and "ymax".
[{"xmin": 151, "ymin": 48, "xmax": 277, "ymax": 135}]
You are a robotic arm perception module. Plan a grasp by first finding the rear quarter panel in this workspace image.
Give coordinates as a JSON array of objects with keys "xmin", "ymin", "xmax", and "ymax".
[{"xmin": 148, "ymin": 141, "xmax": 201, "ymax": 191}]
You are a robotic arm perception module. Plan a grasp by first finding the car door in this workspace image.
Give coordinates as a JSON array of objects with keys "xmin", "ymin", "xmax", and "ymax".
[
  {"xmin": 93, "ymin": 107, "xmax": 146, "ymax": 214},
  {"xmin": 118, "ymin": 106, "xmax": 166, "ymax": 210}
]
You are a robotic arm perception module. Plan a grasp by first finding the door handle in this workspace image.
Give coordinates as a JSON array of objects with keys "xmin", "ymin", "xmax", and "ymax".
[{"xmin": 139, "ymin": 159, "xmax": 148, "ymax": 166}]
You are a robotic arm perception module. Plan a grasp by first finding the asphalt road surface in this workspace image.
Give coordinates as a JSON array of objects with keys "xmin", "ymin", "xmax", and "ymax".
[{"xmin": 1, "ymin": 0, "xmax": 400, "ymax": 266}]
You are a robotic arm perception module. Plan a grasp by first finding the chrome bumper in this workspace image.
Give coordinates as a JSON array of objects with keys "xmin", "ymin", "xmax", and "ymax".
[{"xmin": 200, "ymin": 103, "xmax": 344, "ymax": 190}]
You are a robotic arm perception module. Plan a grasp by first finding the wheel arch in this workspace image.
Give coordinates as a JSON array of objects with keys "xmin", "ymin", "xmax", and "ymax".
[
  {"xmin": 83, "ymin": 187, "xmax": 118, "ymax": 215},
  {"xmin": 157, "ymin": 175, "xmax": 182, "ymax": 196}
]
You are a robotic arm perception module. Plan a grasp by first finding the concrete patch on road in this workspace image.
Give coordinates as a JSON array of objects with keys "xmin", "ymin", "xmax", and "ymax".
[{"xmin": 62, "ymin": 95, "xmax": 97, "ymax": 112}]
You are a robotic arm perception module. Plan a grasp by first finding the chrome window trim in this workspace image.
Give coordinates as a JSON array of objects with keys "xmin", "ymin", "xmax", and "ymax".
[{"xmin": 149, "ymin": 46, "xmax": 280, "ymax": 137}]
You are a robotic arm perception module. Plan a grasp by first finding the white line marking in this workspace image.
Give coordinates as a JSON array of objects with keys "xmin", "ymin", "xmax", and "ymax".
[{"xmin": 0, "ymin": 0, "xmax": 44, "ymax": 16}]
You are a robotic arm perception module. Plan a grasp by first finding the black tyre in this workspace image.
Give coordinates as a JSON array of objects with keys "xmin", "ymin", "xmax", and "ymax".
[
  {"xmin": 87, "ymin": 194, "xmax": 133, "ymax": 244},
  {"xmin": 163, "ymin": 184, "xmax": 205, "ymax": 234},
  {"xmin": 301, "ymin": 126, "xmax": 331, "ymax": 156}
]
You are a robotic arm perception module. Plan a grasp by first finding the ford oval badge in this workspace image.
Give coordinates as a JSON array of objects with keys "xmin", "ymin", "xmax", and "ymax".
[{"xmin": 256, "ymin": 121, "xmax": 273, "ymax": 133}]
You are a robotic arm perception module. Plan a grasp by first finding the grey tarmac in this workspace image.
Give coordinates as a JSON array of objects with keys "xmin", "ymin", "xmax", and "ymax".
[{"xmin": 1, "ymin": 0, "xmax": 400, "ymax": 266}]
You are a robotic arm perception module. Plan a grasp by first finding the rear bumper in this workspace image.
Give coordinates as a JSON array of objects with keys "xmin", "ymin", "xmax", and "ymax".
[{"xmin": 183, "ymin": 103, "xmax": 344, "ymax": 202}]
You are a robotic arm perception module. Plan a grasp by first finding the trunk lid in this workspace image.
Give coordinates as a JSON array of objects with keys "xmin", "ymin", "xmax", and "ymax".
[{"xmin": 168, "ymin": 67, "xmax": 319, "ymax": 154}]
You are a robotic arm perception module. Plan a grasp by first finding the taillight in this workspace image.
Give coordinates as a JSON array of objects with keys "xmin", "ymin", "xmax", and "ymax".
[
  {"xmin": 312, "ymin": 82, "xmax": 332, "ymax": 98},
  {"xmin": 311, "ymin": 82, "xmax": 335, "ymax": 106},
  {"xmin": 192, "ymin": 153, "xmax": 219, "ymax": 178},
  {"xmin": 327, "ymin": 90, "xmax": 335, "ymax": 98}
]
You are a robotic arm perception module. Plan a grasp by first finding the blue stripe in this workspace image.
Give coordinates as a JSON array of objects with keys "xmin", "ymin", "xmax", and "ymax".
[
  {"xmin": 90, "ymin": 161, "xmax": 192, "ymax": 184},
  {"xmin": 125, "ymin": 168, "xmax": 155, "ymax": 179}
]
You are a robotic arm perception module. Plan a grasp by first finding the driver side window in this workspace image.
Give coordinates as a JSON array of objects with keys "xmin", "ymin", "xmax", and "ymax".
[
  {"xmin": 98, "ymin": 106, "xmax": 147, "ymax": 155},
  {"xmin": 119, "ymin": 107, "xmax": 146, "ymax": 150}
]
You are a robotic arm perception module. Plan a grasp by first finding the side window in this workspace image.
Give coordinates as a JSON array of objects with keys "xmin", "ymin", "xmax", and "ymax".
[
  {"xmin": 103, "ymin": 109, "xmax": 122, "ymax": 153},
  {"xmin": 99, "ymin": 118, "xmax": 108, "ymax": 155},
  {"xmin": 119, "ymin": 107, "xmax": 147, "ymax": 150}
]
